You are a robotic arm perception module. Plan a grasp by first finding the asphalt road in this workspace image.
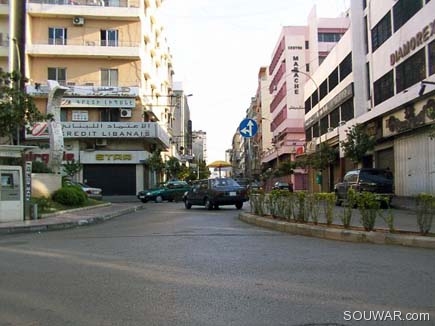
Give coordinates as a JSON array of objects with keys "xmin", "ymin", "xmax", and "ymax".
[{"xmin": 0, "ymin": 202, "xmax": 434, "ymax": 326}]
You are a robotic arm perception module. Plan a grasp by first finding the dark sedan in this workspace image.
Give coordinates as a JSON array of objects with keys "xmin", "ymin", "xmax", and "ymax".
[{"xmin": 183, "ymin": 178, "xmax": 248, "ymax": 210}]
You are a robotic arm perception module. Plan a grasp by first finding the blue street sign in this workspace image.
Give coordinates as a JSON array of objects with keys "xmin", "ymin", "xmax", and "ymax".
[{"xmin": 239, "ymin": 118, "xmax": 258, "ymax": 138}]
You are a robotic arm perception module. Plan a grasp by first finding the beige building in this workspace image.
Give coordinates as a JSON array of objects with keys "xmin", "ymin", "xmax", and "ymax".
[{"xmin": 2, "ymin": 0, "xmax": 183, "ymax": 195}]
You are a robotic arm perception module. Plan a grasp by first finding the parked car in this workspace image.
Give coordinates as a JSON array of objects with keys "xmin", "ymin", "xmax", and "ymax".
[
  {"xmin": 137, "ymin": 180, "xmax": 190, "ymax": 203},
  {"xmin": 65, "ymin": 180, "xmax": 103, "ymax": 200},
  {"xmin": 334, "ymin": 168, "xmax": 394, "ymax": 206},
  {"xmin": 183, "ymin": 178, "xmax": 248, "ymax": 210},
  {"xmin": 272, "ymin": 181, "xmax": 294, "ymax": 192}
]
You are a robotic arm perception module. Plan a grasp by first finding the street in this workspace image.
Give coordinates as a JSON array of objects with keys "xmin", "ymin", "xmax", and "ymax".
[{"xmin": 0, "ymin": 202, "xmax": 434, "ymax": 325}]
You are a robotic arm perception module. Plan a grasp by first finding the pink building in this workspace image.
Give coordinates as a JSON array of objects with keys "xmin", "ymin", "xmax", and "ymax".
[{"xmin": 262, "ymin": 6, "xmax": 349, "ymax": 190}]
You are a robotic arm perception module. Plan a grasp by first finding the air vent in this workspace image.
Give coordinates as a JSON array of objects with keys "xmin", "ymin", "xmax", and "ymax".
[{"xmin": 73, "ymin": 17, "xmax": 85, "ymax": 26}]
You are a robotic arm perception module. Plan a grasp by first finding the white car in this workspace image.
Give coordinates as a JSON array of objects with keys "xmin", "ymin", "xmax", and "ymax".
[{"xmin": 66, "ymin": 181, "xmax": 103, "ymax": 200}]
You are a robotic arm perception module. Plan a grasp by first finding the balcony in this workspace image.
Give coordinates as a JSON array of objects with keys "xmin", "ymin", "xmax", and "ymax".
[
  {"xmin": 27, "ymin": 40, "xmax": 141, "ymax": 59},
  {"xmin": 27, "ymin": 0, "xmax": 141, "ymax": 20},
  {"xmin": 26, "ymin": 83, "xmax": 140, "ymax": 97}
]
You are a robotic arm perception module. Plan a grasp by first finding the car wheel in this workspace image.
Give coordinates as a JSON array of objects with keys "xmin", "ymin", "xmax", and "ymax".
[
  {"xmin": 155, "ymin": 195, "xmax": 163, "ymax": 203},
  {"xmin": 205, "ymin": 198, "xmax": 213, "ymax": 210},
  {"xmin": 141, "ymin": 198, "xmax": 148, "ymax": 203},
  {"xmin": 184, "ymin": 200, "xmax": 192, "ymax": 209},
  {"xmin": 213, "ymin": 204, "xmax": 219, "ymax": 210},
  {"xmin": 235, "ymin": 202, "xmax": 243, "ymax": 210}
]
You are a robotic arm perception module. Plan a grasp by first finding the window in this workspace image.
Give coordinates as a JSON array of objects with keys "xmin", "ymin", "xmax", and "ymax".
[
  {"xmin": 305, "ymin": 40, "xmax": 309, "ymax": 49},
  {"xmin": 311, "ymin": 89, "xmax": 319, "ymax": 108},
  {"xmin": 72, "ymin": 110, "xmax": 89, "ymax": 122},
  {"xmin": 320, "ymin": 116, "xmax": 329, "ymax": 135},
  {"xmin": 373, "ymin": 70, "xmax": 394, "ymax": 105},
  {"xmin": 393, "ymin": 0, "xmax": 423, "ymax": 32},
  {"xmin": 328, "ymin": 68, "xmax": 339, "ymax": 92},
  {"xmin": 364, "ymin": 16, "xmax": 368, "ymax": 54},
  {"xmin": 306, "ymin": 63, "xmax": 310, "ymax": 72},
  {"xmin": 319, "ymin": 79, "xmax": 328, "ymax": 101},
  {"xmin": 101, "ymin": 29, "xmax": 118, "ymax": 47},
  {"xmin": 101, "ymin": 69, "xmax": 118, "ymax": 86},
  {"xmin": 48, "ymin": 67, "xmax": 66, "ymax": 85},
  {"xmin": 305, "ymin": 98, "xmax": 311, "ymax": 114},
  {"xmin": 100, "ymin": 108, "xmax": 120, "ymax": 122},
  {"xmin": 312, "ymin": 123, "xmax": 320, "ymax": 138},
  {"xmin": 366, "ymin": 62, "xmax": 371, "ymax": 100},
  {"xmin": 48, "ymin": 27, "xmax": 67, "ymax": 45},
  {"xmin": 318, "ymin": 33, "xmax": 343, "ymax": 42},
  {"xmin": 429, "ymin": 40, "xmax": 435, "ymax": 76},
  {"xmin": 330, "ymin": 108, "xmax": 340, "ymax": 129},
  {"xmin": 371, "ymin": 12, "xmax": 391, "ymax": 52},
  {"xmin": 60, "ymin": 109, "xmax": 67, "ymax": 122},
  {"xmin": 396, "ymin": 48, "xmax": 426, "ymax": 93},
  {"xmin": 339, "ymin": 54, "xmax": 352, "ymax": 81},
  {"xmin": 305, "ymin": 128, "xmax": 312, "ymax": 142},
  {"xmin": 340, "ymin": 99, "xmax": 354, "ymax": 121}
]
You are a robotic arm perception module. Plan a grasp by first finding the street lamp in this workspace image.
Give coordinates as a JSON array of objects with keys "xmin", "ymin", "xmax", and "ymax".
[{"xmin": 291, "ymin": 68, "xmax": 323, "ymax": 192}]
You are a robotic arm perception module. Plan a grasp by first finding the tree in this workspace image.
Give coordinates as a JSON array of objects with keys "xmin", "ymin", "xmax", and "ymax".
[
  {"xmin": 0, "ymin": 70, "xmax": 49, "ymax": 145},
  {"xmin": 145, "ymin": 150, "xmax": 165, "ymax": 173},
  {"xmin": 165, "ymin": 156, "xmax": 181, "ymax": 179},
  {"xmin": 62, "ymin": 159, "xmax": 82, "ymax": 179},
  {"xmin": 340, "ymin": 124, "xmax": 376, "ymax": 164}
]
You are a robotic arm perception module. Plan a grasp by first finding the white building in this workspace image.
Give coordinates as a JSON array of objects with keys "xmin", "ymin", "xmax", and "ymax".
[{"xmin": 302, "ymin": 0, "xmax": 435, "ymax": 195}]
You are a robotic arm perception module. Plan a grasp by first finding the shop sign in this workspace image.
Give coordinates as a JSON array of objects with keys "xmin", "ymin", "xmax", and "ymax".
[
  {"xmin": 61, "ymin": 97, "xmax": 135, "ymax": 108},
  {"xmin": 80, "ymin": 151, "xmax": 149, "ymax": 164},
  {"xmin": 383, "ymin": 98, "xmax": 435, "ymax": 137},
  {"xmin": 26, "ymin": 122, "xmax": 159, "ymax": 139},
  {"xmin": 390, "ymin": 18, "xmax": 435, "ymax": 66}
]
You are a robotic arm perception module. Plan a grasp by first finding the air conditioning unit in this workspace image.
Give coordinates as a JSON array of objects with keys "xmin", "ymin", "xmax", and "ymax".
[
  {"xmin": 73, "ymin": 17, "xmax": 85, "ymax": 26},
  {"xmin": 96, "ymin": 139, "xmax": 107, "ymax": 146},
  {"xmin": 120, "ymin": 108, "xmax": 132, "ymax": 118}
]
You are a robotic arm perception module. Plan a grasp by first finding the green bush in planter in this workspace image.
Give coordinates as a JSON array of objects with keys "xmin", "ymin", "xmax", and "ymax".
[
  {"xmin": 52, "ymin": 186, "xmax": 87, "ymax": 206},
  {"xmin": 341, "ymin": 189, "xmax": 356, "ymax": 228},
  {"xmin": 415, "ymin": 193, "xmax": 435, "ymax": 235},
  {"xmin": 356, "ymin": 191, "xmax": 380, "ymax": 231}
]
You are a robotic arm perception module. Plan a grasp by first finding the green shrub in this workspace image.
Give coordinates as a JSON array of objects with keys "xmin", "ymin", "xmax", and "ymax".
[
  {"xmin": 31, "ymin": 197, "xmax": 51, "ymax": 213},
  {"xmin": 341, "ymin": 189, "xmax": 356, "ymax": 228},
  {"xmin": 416, "ymin": 193, "xmax": 435, "ymax": 235},
  {"xmin": 52, "ymin": 186, "xmax": 87, "ymax": 206},
  {"xmin": 356, "ymin": 191, "xmax": 380, "ymax": 231}
]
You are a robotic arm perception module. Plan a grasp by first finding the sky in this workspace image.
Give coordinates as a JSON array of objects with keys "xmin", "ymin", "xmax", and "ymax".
[{"xmin": 159, "ymin": 0, "xmax": 350, "ymax": 164}]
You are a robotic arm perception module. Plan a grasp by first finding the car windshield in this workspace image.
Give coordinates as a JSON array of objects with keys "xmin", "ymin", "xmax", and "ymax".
[
  {"xmin": 360, "ymin": 170, "xmax": 393, "ymax": 182},
  {"xmin": 211, "ymin": 178, "xmax": 240, "ymax": 188}
]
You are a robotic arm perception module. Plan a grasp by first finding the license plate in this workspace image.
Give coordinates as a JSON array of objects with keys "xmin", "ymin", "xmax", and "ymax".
[{"xmin": 229, "ymin": 192, "xmax": 236, "ymax": 196}]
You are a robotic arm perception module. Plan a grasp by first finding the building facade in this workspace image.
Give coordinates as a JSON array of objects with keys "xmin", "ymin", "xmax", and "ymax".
[
  {"xmin": 262, "ymin": 6, "xmax": 349, "ymax": 190},
  {"xmin": 2, "ymin": 0, "xmax": 194, "ymax": 195},
  {"xmin": 302, "ymin": 0, "xmax": 435, "ymax": 195}
]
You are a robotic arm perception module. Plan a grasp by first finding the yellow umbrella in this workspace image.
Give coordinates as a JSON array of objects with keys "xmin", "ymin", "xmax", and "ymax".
[{"xmin": 207, "ymin": 160, "xmax": 232, "ymax": 177}]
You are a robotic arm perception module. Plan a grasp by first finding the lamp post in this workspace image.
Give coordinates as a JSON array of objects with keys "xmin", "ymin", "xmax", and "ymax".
[{"xmin": 291, "ymin": 68, "xmax": 322, "ymax": 192}]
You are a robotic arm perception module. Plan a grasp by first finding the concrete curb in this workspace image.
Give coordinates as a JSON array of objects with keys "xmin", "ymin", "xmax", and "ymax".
[
  {"xmin": 40, "ymin": 202, "xmax": 112, "ymax": 218},
  {"xmin": 239, "ymin": 212, "xmax": 435, "ymax": 249},
  {"xmin": 0, "ymin": 204, "xmax": 146, "ymax": 235}
]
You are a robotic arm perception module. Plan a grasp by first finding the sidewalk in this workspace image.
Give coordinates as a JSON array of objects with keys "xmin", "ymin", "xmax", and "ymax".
[{"xmin": 0, "ymin": 202, "xmax": 145, "ymax": 235}]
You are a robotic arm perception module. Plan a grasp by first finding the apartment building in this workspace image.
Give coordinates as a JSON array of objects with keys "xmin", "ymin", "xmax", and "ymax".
[
  {"xmin": 302, "ymin": 0, "xmax": 435, "ymax": 195},
  {"xmin": 262, "ymin": 6, "xmax": 349, "ymax": 190},
  {"xmin": 2, "ymin": 0, "xmax": 184, "ymax": 195},
  {"xmin": 0, "ymin": 1, "xmax": 8, "ymax": 71}
]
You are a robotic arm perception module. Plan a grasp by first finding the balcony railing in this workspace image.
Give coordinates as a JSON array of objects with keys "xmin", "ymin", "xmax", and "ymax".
[
  {"xmin": 27, "ymin": 0, "xmax": 140, "ymax": 8},
  {"xmin": 35, "ymin": 39, "xmax": 140, "ymax": 47}
]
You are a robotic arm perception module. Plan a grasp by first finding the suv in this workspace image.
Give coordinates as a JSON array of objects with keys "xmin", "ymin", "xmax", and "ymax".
[
  {"xmin": 334, "ymin": 168, "xmax": 394, "ymax": 206},
  {"xmin": 183, "ymin": 178, "xmax": 248, "ymax": 210},
  {"xmin": 137, "ymin": 180, "xmax": 190, "ymax": 203}
]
